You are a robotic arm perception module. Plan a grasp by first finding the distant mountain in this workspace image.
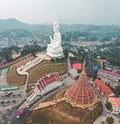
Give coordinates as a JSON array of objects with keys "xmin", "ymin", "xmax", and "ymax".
[
  {"xmin": 0, "ymin": 18, "xmax": 53, "ymax": 32},
  {"xmin": 0, "ymin": 18, "xmax": 120, "ymax": 35},
  {"xmin": 0, "ymin": 18, "xmax": 30, "ymax": 31}
]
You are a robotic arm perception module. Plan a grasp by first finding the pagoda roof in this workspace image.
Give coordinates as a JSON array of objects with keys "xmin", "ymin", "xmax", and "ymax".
[{"xmin": 67, "ymin": 69, "xmax": 94, "ymax": 104}]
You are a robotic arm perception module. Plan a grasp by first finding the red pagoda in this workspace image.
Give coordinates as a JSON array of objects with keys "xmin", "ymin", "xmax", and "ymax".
[{"xmin": 66, "ymin": 69, "xmax": 94, "ymax": 104}]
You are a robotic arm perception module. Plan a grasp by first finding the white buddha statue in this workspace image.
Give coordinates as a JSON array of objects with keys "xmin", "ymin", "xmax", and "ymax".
[{"xmin": 46, "ymin": 21, "xmax": 64, "ymax": 58}]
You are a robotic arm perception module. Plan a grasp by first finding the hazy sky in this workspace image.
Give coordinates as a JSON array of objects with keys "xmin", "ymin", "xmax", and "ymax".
[{"xmin": 0, "ymin": 0, "xmax": 120, "ymax": 25}]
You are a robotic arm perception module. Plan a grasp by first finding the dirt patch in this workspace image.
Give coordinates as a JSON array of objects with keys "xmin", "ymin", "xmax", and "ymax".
[
  {"xmin": 46, "ymin": 88, "xmax": 68, "ymax": 102},
  {"xmin": 54, "ymin": 109, "xmax": 80, "ymax": 122},
  {"xmin": 25, "ymin": 100, "xmax": 103, "ymax": 124}
]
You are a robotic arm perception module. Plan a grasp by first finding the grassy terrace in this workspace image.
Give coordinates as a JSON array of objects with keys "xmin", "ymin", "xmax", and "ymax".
[
  {"xmin": 28, "ymin": 60, "xmax": 67, "ymax": 84},
  {"xmin": 7, "ymin": 56, "xmax": 35, "ymax": 86},
  {"xmin": 7, "ymin": 57, "xmax": 67, "ymax": 86}
]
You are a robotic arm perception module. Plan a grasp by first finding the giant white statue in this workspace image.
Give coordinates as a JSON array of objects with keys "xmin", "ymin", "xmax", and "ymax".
[{"xmin": 46, "ymin": 21, "xmax": 64, "ymax": 58}]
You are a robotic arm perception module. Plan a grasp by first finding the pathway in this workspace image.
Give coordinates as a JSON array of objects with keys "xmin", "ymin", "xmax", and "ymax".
[
  {"xmin": 33, "ymin": 97, "xmax": 65, "ymax": 110},
  {"xmin": 17, "ymin": 57, "xmax": 44, "ymax": 92}
]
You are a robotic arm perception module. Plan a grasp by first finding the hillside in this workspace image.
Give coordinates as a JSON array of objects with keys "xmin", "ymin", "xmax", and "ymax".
[
  {"xmin": 1, "ymin": 18, "xmax": 120, "ymax": 34},
  {"xmin": 0, "ymin": 18, "xmax": 120, "ymax": 48},
  {"xmin": 7, "ymin": 59, "xmax": 67, "ymax": 86},
  {"xmin": 25, "ymin": 90, "xmax": 103, "ymax": 124},
  {"xmin": 0, "ymin": 18, "xmax": 30, "ymax": 31}
]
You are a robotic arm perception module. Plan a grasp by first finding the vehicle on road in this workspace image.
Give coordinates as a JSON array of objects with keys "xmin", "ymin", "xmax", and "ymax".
[{"xmin": 17, "ymin": 109, "xmax": 25, "ymax": 118}]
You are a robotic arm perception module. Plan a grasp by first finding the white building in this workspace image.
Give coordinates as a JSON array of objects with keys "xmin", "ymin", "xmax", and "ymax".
[
  {"xmin": 69, "ymin": 69, "xmax": 79, "ymax": 78},
  {"xmin": 98, "ymin": 69, "xmax": 120, "ymax": 81},
  {"xmin": 109, "ymin": 97, "xmax": 120, "ymax": 115}
]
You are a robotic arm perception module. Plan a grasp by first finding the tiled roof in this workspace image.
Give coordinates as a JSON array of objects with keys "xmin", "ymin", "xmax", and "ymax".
[
  {"xmin": 67, "ymin": 69, "xmax": 94, "ymax": 104},
  {"xmin": 99, "ymin": 69, "xmax": 120, "ymax": 77},
  {"xmin": 72, "ymin": 63, "xmax": 82, "ymax": 70},
  {"xmin": 109, "ymin": 97, "xmax": 120, "ymax": 109},
  {"xmin": 94, "ymin": 79, "xmax": 113, "ymax": 97},
  {"xmin": 36, "ymin": 73, "xmax": 62, "ymax": 90}
]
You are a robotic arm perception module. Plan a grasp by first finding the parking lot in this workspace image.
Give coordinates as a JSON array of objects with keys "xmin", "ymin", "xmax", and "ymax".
[
  {"xmin": 0, "ymin": 90, "xmax": 25, "ymax": 110},
  {"xmin": 0, "ymin": 69, "xmax": 26, "ymax": 123}
]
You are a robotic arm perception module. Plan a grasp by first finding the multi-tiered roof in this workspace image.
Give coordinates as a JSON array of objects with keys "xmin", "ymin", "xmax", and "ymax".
[{"xmin": 66, "ymin": 70, "xmax": 94, "ymax": 104}]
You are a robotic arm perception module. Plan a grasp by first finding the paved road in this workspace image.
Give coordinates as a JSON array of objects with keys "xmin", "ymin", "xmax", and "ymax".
[
  {"xmin": 0, "ymin": 68, "xmax": 27, "ymax": 123},
  {"xmin": 0, "ymin": 86, "xmax": 26, "ymax": 110},
  {"xmin": 93, "ymin": 113, "xmax": 120, "ymax": 124},
  {"xmin": 10, "ymin": 85, "xmax": 66, "ymax": 124}
]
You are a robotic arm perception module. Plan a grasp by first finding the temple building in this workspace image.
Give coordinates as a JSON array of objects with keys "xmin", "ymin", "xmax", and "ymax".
[
  {"xmin": 66, "ymin": 69, "xmax": 97, "ymax": 108},
  {"xmin": 94, "ymin": 79, "xmax": 113, "ymax": 98}
]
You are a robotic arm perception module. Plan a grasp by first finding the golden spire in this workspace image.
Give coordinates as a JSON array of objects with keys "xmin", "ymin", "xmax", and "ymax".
[{"xmin": 81, "ymin": 68, "xmax": 86, "ymax": 75}]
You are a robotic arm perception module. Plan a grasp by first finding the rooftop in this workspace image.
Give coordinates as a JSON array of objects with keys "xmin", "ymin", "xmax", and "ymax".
[
  {"xmin": 99, "ymin": 69, "xmax": 120, "ymax": 77},
  {"xmin": 72, "ymin": 63, "xmax": 82, "ymax": 70},
  {"xmin": 109, "ymin": 97, "xmax": 120, "ymax": 108},
  {"xmin": 94, "ymin": 79, "xmax": 113, "ymax": 97},
  {"xmin": 66, "ymin": 69, "xmax": 94, "ymax": 104}
]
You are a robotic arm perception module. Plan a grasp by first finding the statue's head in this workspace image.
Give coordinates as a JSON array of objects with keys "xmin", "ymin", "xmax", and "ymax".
[{"xmin": 53, "ymin": 21, "xmax": 59, "ymax": 33}]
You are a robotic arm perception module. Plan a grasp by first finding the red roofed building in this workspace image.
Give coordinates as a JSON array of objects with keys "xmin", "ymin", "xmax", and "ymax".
[
  {"xmin": 109, "ymin": 97, "xmax": 120, "ymax": 114},
  {"xmin": 98, "ymin": 69, "xmax": 120, "ymax": 81},
  {"xmin": 36, "ymin": 72, "xmax": 62, "ymax": 90},
  {"xmin": 94, "ymin": 79, "xmax": 113, "ymax": 98},
  {"xmin": 72, "ymin": 63, "xmax": 82, "ymax": 70},
  {"xmin": 66, "ymin": 70, "xmax": 94, "ymax": 104}
]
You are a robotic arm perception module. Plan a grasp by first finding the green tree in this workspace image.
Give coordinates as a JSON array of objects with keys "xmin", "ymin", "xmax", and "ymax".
[
  {"xmin": 0, "ymin": 47, "xmax": 12, "ymax": 62},
  {"xmin": 105, "ymin": 102, "xmax": 112, "ymax": 111},
  {"xmin": 114, "ymin": 86, "xmax": 120, "ymax": 97},
  {"xmin": 106, "ymin": 117, "xmax": 114, "ymax": 124},
  {"xmin": 21, "ymin": 45, "xmax": 41, "ymax": 56}
]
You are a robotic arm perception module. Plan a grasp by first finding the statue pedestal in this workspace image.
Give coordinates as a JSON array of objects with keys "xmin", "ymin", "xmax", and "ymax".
[{"xmin": 47, "ymin": 46, "xmax": 64, "ymax": 58}]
